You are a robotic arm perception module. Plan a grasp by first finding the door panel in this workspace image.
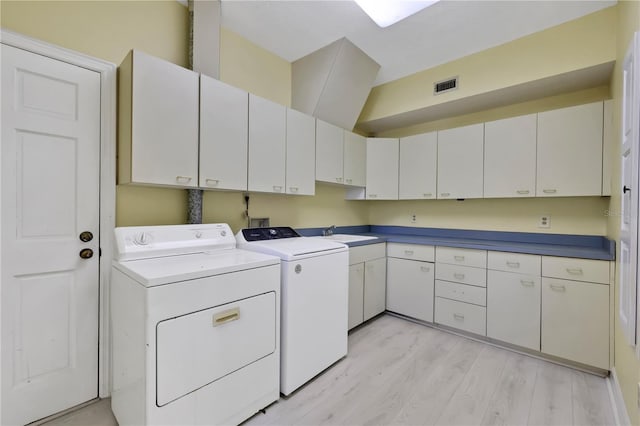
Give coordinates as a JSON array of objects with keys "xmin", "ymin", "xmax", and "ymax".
[{"xmin": 2, "ymin": 44, "xmax": 100, "ymax": 425}]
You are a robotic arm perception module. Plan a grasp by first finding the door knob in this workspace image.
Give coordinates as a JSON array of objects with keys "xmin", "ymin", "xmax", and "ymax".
[
  {"xmin": 624, "ymin": 185, "xmax": 631, "ymax": 194},
  {"xmin": 79, "ymin": 231, "xmax": 93, "ymax": 242},
  {"xmin": 79, "ymin": 248, "xmax": 93, "ymax": 259}
]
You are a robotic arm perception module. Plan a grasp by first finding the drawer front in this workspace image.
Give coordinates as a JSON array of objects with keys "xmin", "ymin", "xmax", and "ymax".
[
  {"xmin": 435, "ymin": 263, "xmax": 487, "ymax": 287},
  {"xmin": 435, "ymin": 297, "xmax": 486, "ymax": 336},
  {"xmin": 349, "ymin": 243, "xmax": 386, "ymax": 265},
  {"xmin": 436, "ymin": 280, "xmax": 486, "ymax": 306},
  {"xmin": 387, "ymin": 243, "xmax": 435, "ymax": 262},
  {"xmin": 488, "ymin": 251, "xmax": 541, "ymax": 275},
  {"xmin": 541, "ymin": 256, "xmax": 609, "ymax": 284},
  {"xmin": 436, "ymin": 247, "xmax": 487, "ymax": 268}
]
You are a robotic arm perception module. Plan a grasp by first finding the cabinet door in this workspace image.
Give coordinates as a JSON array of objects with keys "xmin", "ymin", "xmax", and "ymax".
[
  {"xmin": 437, "ymin": 123, "xmax": 484, "ymax": 199},
  {"xmin": 316, "ymin": 120, "xmax": 344, "ymax": 184},
  {"xmin": 484, "ymin": 114, "xmax": 536, "ymax": 198},
  {"xmin": 248, "ymin": 94, "xmax": 286, "ymax": 193},
  {"xmin": 366, "ymin": 138, "xmax": 399, "ymax": 200},
  {"xmin": 487, "ymin": 270, "xmax": 540, "ymax": 351},
  {"xmin": 399, "ymin": 132, "xmax": 437, "ymax": 200},
  {"xmin": 199, "ymin": 75, "xmax": 248, "ymax": 190},
  {"xmin": 536, "ymin": 102, "xmax": 603, "ymax": 197},
  {"xmin": 344, "ymin": 131, "xmax": 366, "ymax": 186},
  {"xmin": 285, "ymin": 108, "xmax": 315, "ymax": 195},
  {"xmin": 541, "ymin": 278, "xmax": 609, "ymax": 369},
  {"xmin": 363, "ymin": 258, "xmax": 386, "ymax": 321},
  {"xmin": 129, "ymin": 50, "xmax": 199, "ymax": 187},
  {"xmin": 348, "ymin": 264, "xmax": 365, "ymax": 330},
  {"xmin": 386, "ymin": 258, "xmax": 434, "ymax": 322}
]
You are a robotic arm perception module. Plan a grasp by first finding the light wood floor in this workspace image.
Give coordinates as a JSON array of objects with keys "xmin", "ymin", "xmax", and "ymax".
[
  {"xmin": 40, "ymin": 314, "xmax": 615, "ymax": 426},
  {"xmin": 245, "ymin": 315, "xmax": 616, "ymax": 426}
]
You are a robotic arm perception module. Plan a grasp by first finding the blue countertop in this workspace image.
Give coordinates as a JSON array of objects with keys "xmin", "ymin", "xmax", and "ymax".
[{"xmin": 297, "ymin": 225, "xmax": 615, "ymax": 261}]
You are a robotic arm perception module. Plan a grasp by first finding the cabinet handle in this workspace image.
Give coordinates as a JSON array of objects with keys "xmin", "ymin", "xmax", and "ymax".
[
  {"xmin": 550, "ymin": 284, "xmax": 566, "ymax": 292},
  {"xmin": 453, "ymin": 273, "xmax": 465, "ymax": 280},
  {"xmin": 423, "ymin": 193, "xmax": 432, "ymax": 198},
  {"xmin": 566, "ymin": 268, "xmax": 583, "ymax": 275},
  {"xmin": 453, "ymin": 313, "xmax": 465, "ymax": 321},
  {"xmin": 520, "ymin": 280, "xmax": 535, "ymax": 287},
  {"xmin": 176, "ymin": 176, "xmax": 193, "ymax": 183},
  {"xmin": 369, "ymin": 194, "xmax": 377, "ymax": 198},
  {"xmin": 346, "ymin": 178, "xmax": 353, "ymax": 184},
  {"xmin": 516, "ymin": 190, "xmax": 530, "ymax": 195},
  {"xmin": 212, "ymin": 308, "xmax": 240, "ymax": 327},
  {"xmin": 404, "ymin": 250, "xmax": 414, "ymax": 255},
  {"xmin": 420, "ymin": 266, "xmax": 430, "ymax": 272},
  {"xmin": 454, "ymin": 255, "xmax": 465, "ymax": 261},
  {"xmin": 273, "ymin": 185, "xmax": 282, "ymax": 192},
  {"xmin": 205, "ymin": 178, "xmax": 219, "ymax": 186},
  {"xmin": 543, "ymin": 189, "xmax": 557, "ymax": 194},
  {"xmin": 506, "ymin": 261, "xmax": 520, "ymax": 268},
  {"xmin": 441, "ymin": 192, "xmax": 450, "ymax": 197},
  {"xmin": 336, "ymin": 177, "xmax": 343, "ymax": 183},
  {"xmin": 289, "ymin": 186, "xmax": 299, "ymax": 193}
]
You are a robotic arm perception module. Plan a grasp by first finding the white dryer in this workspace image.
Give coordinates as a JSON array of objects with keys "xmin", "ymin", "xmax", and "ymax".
[
  {"xmin": 236, "ymin": 227, "xmax": 349, "ymax": 395},
  {"xmin": 111, "ymin": 223, "xmax": 280, "ymax": 426}
]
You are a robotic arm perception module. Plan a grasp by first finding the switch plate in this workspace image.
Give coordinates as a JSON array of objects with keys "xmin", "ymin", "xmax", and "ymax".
[{"xmin": 538, "ymin": 215, "xmax": 551, "ymax": 228}]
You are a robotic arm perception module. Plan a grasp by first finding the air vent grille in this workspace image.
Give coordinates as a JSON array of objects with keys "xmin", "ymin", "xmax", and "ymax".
[{"xmin": 434, "ymin": 77, "xmax": 458, "ymax": 95}]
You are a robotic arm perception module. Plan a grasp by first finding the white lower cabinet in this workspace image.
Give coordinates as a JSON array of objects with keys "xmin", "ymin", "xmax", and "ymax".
[
  {"xmin": 348, "ymin": 244, "xmax": 386, "ymax": 330},
  {"xmin": 486, "ymin": 270, "xmax": 541, "ymax": 351},
  {"xmin": 541, "ymin": 277, "xmax": 609, "ymax": 369},
  {"xmin": 386, "ymin": 257, "xmax": 435, "ymax": 322}
]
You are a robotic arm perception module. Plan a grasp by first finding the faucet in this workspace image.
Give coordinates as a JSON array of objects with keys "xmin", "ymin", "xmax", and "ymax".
[{"xmin": 322, "ymin": 225, "xmax": 336, "ymax": 236}]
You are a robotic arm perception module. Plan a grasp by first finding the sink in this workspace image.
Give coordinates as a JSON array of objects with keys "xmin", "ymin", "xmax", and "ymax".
[{"xmin": 314, "ymin": 234, "xmax": 378, "ymax": 243}]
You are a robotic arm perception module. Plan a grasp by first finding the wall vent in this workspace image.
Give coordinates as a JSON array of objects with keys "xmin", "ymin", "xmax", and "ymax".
[{"xmin": 434, "ymin": 77, "xmax": 458, "ymax": 95}]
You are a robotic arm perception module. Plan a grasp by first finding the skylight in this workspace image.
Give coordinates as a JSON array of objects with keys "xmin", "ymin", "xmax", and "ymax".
[{"xmin": 354, "ymin": 0, "xmax": 440, "ymax": 28}]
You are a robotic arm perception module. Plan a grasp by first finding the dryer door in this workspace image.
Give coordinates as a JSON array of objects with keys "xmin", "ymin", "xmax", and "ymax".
[{"xmin": 156, "ymin": 291, "xmax": 276, "ymax": 406}]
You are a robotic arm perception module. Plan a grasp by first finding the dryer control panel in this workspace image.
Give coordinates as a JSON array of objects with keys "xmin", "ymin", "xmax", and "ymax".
[{"xmin": 241, "ymin": 227, "xmax": 301, "ymax": 241}]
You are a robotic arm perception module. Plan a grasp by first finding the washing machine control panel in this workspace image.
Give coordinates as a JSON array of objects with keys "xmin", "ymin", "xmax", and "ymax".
[{"xmin": 241, "ymin": 227, "xmax": 301, "ymax": 241}]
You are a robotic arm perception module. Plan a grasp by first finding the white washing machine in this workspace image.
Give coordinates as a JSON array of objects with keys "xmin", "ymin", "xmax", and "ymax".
[
  {"xmin": 110, "ymin": 223, "xmax": 281, "ymax": 426},
  {"xmin": 236, "ymin": 227, "xmax": 349, "ymax": 395}
]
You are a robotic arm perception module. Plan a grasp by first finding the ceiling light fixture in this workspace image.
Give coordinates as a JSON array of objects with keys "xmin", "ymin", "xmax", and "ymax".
[{"xmin": 354, "ymin": 0, "xmax": 440, "ymax": 28}]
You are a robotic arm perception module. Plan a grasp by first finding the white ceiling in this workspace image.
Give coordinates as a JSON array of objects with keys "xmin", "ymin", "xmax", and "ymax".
[{"xmin": 220, "ymin": 0, "xmax": 616, "ymax": 86}]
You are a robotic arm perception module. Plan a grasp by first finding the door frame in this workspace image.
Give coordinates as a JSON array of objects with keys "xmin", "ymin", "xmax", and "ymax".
[{"xmin": 0, "ymin": 29, "xmax": 116, "ymax": 399}]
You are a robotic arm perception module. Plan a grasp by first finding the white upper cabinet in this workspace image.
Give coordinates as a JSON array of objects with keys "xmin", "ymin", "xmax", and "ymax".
[
  {"xmin": 399, "ymin": 132, "xmax": 437, "ymax": 200},
  {"xmin": 199, "ymin": 75, "xmax": 248, "ymax": 191},
  {"xmin": 484, "ymin": 114, "xmax": 537, "ymax": 198},
  {"xmin": 602, "ymin": 99, "xmax": 613, "ymax": 196},
  {"xmin": 366, "ymin": 138, "xmax": 399, "ymax": 200},
  {"xmin": 316, "ymin": 120, "xmax": 344, "ymax": 184},
  {"xmin": 285, "ymin": 108, "xmax": 316, "ymax": 195},
  {"xmin": 536, "ymin": 101, "xmax": 603, "ymax": 197},
  {"xmin": 437, "ymin": 123, "xmax": 484, "ymax": 199},
  {"xmin": 344, "ymin": 131, "xmax": 366, "ymax": 187},
  {"xmin": 119, "ymin": 50, "xmax": 199, "ymax": 187},
  {"xmin": 248, "ymin": 94, "xmax": 286, "ymax": 193}
]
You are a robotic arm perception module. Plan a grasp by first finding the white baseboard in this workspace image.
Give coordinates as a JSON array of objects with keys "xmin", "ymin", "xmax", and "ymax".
[{"xmin": 609, "ymin": 367, "xmax": 632, "ymax": 426}]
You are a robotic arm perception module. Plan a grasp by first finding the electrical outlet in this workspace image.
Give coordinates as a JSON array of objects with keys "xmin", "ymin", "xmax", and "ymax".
[
  {"xmin": 538, "ymin": 215, "xmax": 551, "ymax": 228},
  {"xmin": 411, "ymin": 214, "xmax": 417, "ymax": 223}
]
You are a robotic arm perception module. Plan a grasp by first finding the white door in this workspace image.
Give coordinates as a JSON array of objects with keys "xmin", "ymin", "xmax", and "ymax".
[
  {"xmin": 366, "ymin": 138, "xmax": 399, "ymax": 200},
  {"xmin": 1, "ymin": 44, "xmax": 100, "ymax": 425},
  {"xmin": 437, "ymin": 123, "xmax": 484, "ymax": 199},
  {"xmin": 620, "ymin": 33, "xmax": 640, "ymax": 347},
  {"xmin": 248, "ymin": 94, "xmax": 286, "ymax": 193},
  {"xmin": 399, "ymin": 131, "xmax": 437, "ymax": 200}
]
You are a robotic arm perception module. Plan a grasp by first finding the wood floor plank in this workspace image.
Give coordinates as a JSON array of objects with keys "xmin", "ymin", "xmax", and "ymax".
[
  {"xmin": 527, "ymin": 361, "xmax": 574, "ymax": 426},
  {"xmin": 571, "ymin": 369, "xmax": 616, "ymax": 426},
  {"xmin": 434, "ymin": 345, "xmax": 510, "ymax": 426},
  {"xmin": 480, "ymin": 352, "xmax": 540, "ymax": 426}
]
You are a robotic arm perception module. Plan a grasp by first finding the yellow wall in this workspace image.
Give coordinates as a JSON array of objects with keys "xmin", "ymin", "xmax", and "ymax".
[
  {"xmin": 608, "ymin": 2, "xmax": 640, "ymax": 424},
  {"xmin": 359, "ymin": 6, "xmax": 616, "ymax": 126}
]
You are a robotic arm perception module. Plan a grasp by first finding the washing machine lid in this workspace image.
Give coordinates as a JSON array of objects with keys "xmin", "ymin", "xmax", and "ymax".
[
  {"xmin": 236, "ymin": 235, "xmax": 347, "ymax": 261},
  {"xmin": 113, "ymin": 249, "xmax": 279, "ymax": 287}
]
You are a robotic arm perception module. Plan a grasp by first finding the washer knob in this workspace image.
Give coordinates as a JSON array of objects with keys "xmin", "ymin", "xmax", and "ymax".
[
  {"xmin": 220, "ymin": 230, "xmax": 227, "ymax": 237},
  {"xmin": 134, "ymin": 232, "xmax": 150, "ymax": 246},
  {"xmin": 269, "ymin": 229, "xmax": 277, "ymax": 236},
  {"xmin": 195, "ymin": 231, "xmax": 203, "ymax": 239}
]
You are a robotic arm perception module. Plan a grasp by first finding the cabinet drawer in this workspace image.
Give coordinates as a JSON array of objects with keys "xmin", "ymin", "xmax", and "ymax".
[
  {"xmin": 387, "ymin": 243, "xmax": 435, "ymax": 262},
  {"xmin": 488, "ymin": 252, "xmax": 541, "ymax": 275},
  {"xmin": 435, "ymin": 297, "xmax": 486, "ymax": 336},
  {"xmin": 435, "ymin": 280, "xmax": 486, "ymax": 306},
  {"xmin": 541, "ymin": 257, "xmax": 609, "ymax": 284},
  {"xmin": 436, "ymin": 247, "xmax": 487, "ymax": 268},
  {"xmin": 435, "ymin": 263, "xmax": 486, "ymax": 287},
  {"xmin": 349, "ymin": 243, "xmax": 386, "ymax": 265}
]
